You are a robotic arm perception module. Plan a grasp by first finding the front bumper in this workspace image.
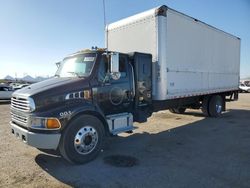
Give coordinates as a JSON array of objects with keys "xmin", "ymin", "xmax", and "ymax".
[{"xmin": 10, "ymin": 122, "xmax": 61, "ymax": 149}]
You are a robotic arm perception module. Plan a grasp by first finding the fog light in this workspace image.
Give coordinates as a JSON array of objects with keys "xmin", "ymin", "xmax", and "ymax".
[{"xmin": 46, "ymin": 118, "xmax": 61, "ymax": 129}]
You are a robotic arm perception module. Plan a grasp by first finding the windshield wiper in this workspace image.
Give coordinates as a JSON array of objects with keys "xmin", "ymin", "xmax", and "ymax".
[{"xmin": 67, "ymin": 71, "xmax": 86, "ymax": 78}]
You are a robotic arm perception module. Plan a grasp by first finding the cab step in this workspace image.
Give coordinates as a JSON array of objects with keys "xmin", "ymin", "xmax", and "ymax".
[{"xmin": 106, "ymin": 113, "xmax": 135, "ymax": 135}]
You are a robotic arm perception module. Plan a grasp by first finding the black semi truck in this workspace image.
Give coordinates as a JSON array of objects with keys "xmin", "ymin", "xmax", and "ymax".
[{"xmin": 10, "ymin": 6, "xmax": 240, "ymax": 164}]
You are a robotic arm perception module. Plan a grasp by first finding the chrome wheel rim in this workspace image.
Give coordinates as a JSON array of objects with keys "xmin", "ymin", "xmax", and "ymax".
[
  {"xmin": 215, "ymin": 102, "xmax": 222, "ymax": 114},
  {"xmin": 74, "ymin": 126, "xmax": 98, "ymax": 155}
]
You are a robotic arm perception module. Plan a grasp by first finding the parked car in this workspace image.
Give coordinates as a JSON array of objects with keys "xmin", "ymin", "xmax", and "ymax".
[
  {"xmin": 0, "ymin": 85, "xmax": 14, "ymax": 99},
  {"xmin": 239, "ymin": 83, "xmax": 250, "ymax": 93},
  {"xmin": 13, "ymin": 84, "xmax": 30, "ymax": 90}
]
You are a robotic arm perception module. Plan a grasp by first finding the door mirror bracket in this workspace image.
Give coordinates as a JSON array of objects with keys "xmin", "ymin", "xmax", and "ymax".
[{"xmin": 110, "ymin": 52, "xmax": 121, "ymax": 80}]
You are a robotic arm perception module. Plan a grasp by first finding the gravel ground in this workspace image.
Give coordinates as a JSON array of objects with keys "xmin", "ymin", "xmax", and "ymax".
[{"xmin": 0, "ymin": 94, "xmax": 250, "ymax": 188}]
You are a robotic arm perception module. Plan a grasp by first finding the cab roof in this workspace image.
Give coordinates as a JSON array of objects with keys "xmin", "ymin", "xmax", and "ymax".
[{"xmin": 70, "ymin": 48, "xmax": 107, "ymax": 56}]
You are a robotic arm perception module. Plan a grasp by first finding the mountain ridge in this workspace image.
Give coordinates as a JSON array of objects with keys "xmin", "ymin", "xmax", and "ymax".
[{"xmin": 3, "ymin": 75, "xmax": 49, "ymax": 82}]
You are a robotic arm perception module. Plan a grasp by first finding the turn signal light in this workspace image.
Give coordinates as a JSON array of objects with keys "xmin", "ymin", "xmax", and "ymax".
[
  {"xmin": 46, "ymin": 118, "xmax": 61, "ymax": 129},
  {"xmin": 83, "ymin": 90, "xmax": 91, "ymax": 100}
]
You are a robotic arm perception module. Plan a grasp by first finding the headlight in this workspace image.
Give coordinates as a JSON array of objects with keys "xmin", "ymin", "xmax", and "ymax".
[
  {"xmin": 28, "ymin": 97, "xmax": 36, "ymax": 112},
  {"xmin": 30, "ymin": 117, "xmax": 61, "ymax": 130}
]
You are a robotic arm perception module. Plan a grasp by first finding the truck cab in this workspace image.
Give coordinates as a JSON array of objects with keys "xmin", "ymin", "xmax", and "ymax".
[{"xmin": 10, "ymin": 49, "xmax": 152, "ymax": 164}]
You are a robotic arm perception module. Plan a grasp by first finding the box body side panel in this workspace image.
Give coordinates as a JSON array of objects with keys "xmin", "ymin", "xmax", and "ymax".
[
  {"xmin": 165, "ymin": 9, "xmax": 240, "ymax": 99},
  {"xmin": 107, "ymin": 7, "xmax": 240, "ymax": 100}
]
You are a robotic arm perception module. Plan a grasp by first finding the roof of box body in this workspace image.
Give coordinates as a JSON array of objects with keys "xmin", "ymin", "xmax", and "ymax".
[
  {"xmin": 107, "ymin": 5, "xmax": 240, "ymax": 40},
  {"xmin": 107, "ymin": 5, "xmax": 166, "ymax": 30}
]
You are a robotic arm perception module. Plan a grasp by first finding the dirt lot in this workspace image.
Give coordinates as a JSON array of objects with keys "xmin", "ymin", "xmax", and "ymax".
[{"xmin": 0, "ymin": 94, "xmax": 250, "ymax": 188}]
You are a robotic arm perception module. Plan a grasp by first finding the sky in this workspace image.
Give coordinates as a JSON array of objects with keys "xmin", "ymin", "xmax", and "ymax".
[{"xmin": 0, "ymin": 0, "xmax": 249, "ymax": 79}]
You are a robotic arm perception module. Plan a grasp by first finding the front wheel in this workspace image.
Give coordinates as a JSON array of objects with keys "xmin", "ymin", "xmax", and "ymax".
[{"xmin": 59, "ymin": 115, "xmax": 105, "ymax": 164}]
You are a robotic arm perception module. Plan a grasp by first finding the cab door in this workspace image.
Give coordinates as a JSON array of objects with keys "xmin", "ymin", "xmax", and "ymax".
[{"xmin": 94, "ymin": 55, "xmax": 133, "ymax": 115}]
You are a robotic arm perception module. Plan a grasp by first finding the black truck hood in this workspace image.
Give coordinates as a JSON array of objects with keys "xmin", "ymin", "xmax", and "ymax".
[{"xmin": 13, "ymin": 77, "xmax": 89, "ymax": 97}]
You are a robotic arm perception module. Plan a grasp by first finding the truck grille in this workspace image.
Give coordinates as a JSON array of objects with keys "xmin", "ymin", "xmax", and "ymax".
[
  {"xmin": 11, "ymin": 97, "xmax": 30, "ymax": 112},
  {"xmin": 11, "ymin": 112, "xmax": 28, "ymax": 127}
]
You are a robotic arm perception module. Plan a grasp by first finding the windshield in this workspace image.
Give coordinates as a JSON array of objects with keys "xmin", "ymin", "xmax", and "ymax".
[{"xmin": 56, "ymin": 53, "xmax": 96, "ymax": 78}]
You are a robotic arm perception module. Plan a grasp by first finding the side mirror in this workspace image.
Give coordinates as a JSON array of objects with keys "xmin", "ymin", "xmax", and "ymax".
[
  {"xmin": 55, "ymin": 62, "xmax": 61, "ymax": 68},
  {"xmin": 110, "ymin": 52, "xmax": 121, "ymax": 80}
]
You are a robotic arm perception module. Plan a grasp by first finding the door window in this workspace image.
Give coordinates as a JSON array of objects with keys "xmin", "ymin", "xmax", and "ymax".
[
  {"xmin": 98, "ymin": 55, "xmax": 128, "ymax": 82},
  {"xmin": 98, "ymin": 57, "xmax": 109, "ymax": 82},
  {"xmin": 118, "ymin": 56, "xmax": 127, "ymax": 78}
]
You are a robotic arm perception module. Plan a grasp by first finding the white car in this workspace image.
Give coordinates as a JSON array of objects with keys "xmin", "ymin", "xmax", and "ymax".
[
  {"xmin": 0, "ymin": 85, "xmax": 14, "ymax": 99},
  {"xmin": 13, "ymin": 84, "xmax": 30, "ymax": 90},
  {"xmin": 239, "ymin": 83, "xmax": 250, "ymax": 93}
]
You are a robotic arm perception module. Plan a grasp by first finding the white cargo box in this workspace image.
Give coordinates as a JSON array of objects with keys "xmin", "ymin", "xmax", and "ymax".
[{"xmin": 107, "ymin": 5, "xmax": 240, "ymax": 100}]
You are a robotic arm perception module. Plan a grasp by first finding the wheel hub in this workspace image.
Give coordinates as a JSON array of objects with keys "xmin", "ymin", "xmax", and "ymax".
[
  {"xmin": 74, "ymin": 126, "xmax": 98, "ymax": 155},
  {"xmin": 216, "ymin": 103, "xmax": 222, "ymax": 113},
  {"xmin": 84, "ymin": 135, "xmax": 92, "ymax": 145}
]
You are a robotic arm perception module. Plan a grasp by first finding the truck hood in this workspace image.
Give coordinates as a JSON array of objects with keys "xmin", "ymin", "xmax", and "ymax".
[{"xmin": 13, "ymin": 77, "xmax": 89, "ymax": 98}]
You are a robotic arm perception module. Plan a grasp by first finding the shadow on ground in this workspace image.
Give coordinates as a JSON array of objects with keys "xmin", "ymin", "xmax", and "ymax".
[{"xmin": 35, "ymin": 109, "xmax": 250, "ymax": 188}]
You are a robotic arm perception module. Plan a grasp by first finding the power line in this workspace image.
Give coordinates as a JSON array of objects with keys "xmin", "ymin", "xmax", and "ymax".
[{"xmin": 102, "ymin": 0, "xmax": 108, "ymax": 51}]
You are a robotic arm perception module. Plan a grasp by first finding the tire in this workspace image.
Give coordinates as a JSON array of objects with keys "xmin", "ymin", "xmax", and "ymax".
[
  {"xmin": 59, "ymin": 114, "xmax": 105, "ymax": 164},
  {"xmin": 208, "ymin": 95, "xmax": 223, "ymax": 117},
  {"xmin": 174, "ymin": 108, "xmax": 186, "ymax": 114},
  {"xmin": 201, "ymin": 96, "xmax": 210, "ymax": 117},
  {"xmin": 169, "ymin": 108, "xmax": 186, "ymax": 114},
  {"xmin": 247, "ymin": 89, "xmax": 250, "ymax": 93},
  {"xmin": 169, "ymin": 108, "xmax": 176, "ymax": 113}
]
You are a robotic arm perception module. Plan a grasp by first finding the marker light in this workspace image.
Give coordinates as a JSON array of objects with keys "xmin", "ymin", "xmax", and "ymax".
[
  {"xmin": 83, "ymin": 90, "xmax": 91, "ymax": 100},
  {"xmin": 46, "ymin": 118, "xmax": 61, "ymax": 129}
]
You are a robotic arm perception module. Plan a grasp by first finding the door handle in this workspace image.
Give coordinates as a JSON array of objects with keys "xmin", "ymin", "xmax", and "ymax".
[{"xmin": 125, "ymin": 90, "xmax": 133, "ymax": 100}]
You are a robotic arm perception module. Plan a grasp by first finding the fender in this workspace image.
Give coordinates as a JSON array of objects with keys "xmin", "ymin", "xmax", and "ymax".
[
  {"xmin": 58, "ymin": 99, "xmax": 109, "ymax": 134},
  {"xmin": 32, "ymin": 99, "xmax": 109, "ymax": 134}
]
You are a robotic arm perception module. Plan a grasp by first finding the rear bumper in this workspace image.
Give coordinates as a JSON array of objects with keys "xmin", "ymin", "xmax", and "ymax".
[{"xmin": 10, "ymin": 122, "xmax": 61, "ymax": 150}]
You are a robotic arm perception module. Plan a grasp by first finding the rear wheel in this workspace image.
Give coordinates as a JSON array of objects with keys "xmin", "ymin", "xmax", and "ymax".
[
  {"xmin": 169, "ymin": 108, "xmax": 176, "ymax": 113},
  {"xmin": 208, "ymin": 95, "xmax": 223, "ymax": 117},
  {"xmin": 175, "ymin": 108, "xmax": 186, "ymax": 114},
  {"xmin": 201, "ymin": 96, "xmax": 210, "ymax": 117},
  {"xmin": 59, "ymin": 115, "xmax": 105, "ymax": 164},
  {"xmin": 169, "ymin": 108, "xmax": 186, "ymax": 114}
]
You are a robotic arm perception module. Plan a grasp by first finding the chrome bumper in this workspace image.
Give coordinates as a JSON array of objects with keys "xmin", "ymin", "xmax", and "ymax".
[{"xmin": 10, "ymin": 122, "xmax": 61, "ymax": 150}]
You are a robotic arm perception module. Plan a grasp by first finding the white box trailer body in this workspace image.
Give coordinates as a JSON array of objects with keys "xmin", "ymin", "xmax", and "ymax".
[{"xmin": 107, "ymin": 5, "xmax": 241, "ymax": 101}]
